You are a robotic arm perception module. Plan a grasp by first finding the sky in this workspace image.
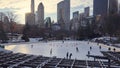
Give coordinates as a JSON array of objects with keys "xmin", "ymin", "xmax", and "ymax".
[{"xmin": 0, "ymin": 0, "xmax": 93, "ymax": 24}]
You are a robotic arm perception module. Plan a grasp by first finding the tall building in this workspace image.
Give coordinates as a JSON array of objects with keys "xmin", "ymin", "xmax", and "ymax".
[
  {"xmin": 57, "ymin": 1, "xmax": 64, "ymax": 24},
  {"xmin": 84, "ymin": 7, "xmax": 90, "ymax": 17},
  {"xmin": 72, "ymin": 11, "xmax": 79, "ymax": 32},
  {"xmin": 57, "ymin": 1, "xmax": 65, "ymax": 30},
  {"xmin": 109, "ymin": 0, "xmax": 118, "ymax": 14},
  {"xmin": 31, "ymin": 0, "xmax": 35, "ymax": 13},
  {"xmin": 93, "ymin": 0, "xmax": 108, "ymax": 16},
  {"xmin": 25, "ymin": 0, "xmax": 35, "ymax": 26},
  {"xmin": 57, "ymin": 0, "xmax": 70, "ymax": 30},
  {"xmin": 25, "ymin": 13, "xmax": 35, "ymax": 26},
  {"xmin": 37, "ymin": 2, "xmax": 44, "ymax": 28},
  {"xmin": 64, "ymin": 0, "xmax": 70, "ymax": 30},
  {"xmin": 93, "ymin": 0, "xmax": 118, "ymax": 16}
]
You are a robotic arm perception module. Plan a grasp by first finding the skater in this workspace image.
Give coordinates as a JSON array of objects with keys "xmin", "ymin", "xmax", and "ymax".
[
  {"xmin": 90, "ymin": 46, "xmax": 92, "ymax": 50},
  {"xmin": 50, "ymin": 48, "xmax": 52, "ymax": 56},
  {"xmin": 76, "ymin": 47, "xmax": 79, "ymax": 52},
  {"xmin": 62, "ymin": 40, "xmax": 64, "ymax": 43},
  {"xmin": 97, "ymin": 41, "xmax": 99, "ymax": 45},
  {"xmin": 88, "ymin": 51, "xmax": 90, "ymax": 55},
  {"xmin": 99, "ymin": 46, "xmax": 101, "ymax": 50},
  {"xmin": 87, "ymin": 51, "xmax": 90, "ymax": 58},
  {"xmin": 31, "ymin": 45, "xmax": 33, "ymax": 48},
  {"xmin": 69, "ymin": 53, "xmax": 72, "ymax": 59},
  {"xmin": 66, "ymin": 52, "xmax": 69, "ymax": 59},
  {"xmin": 108, "ymin": 47, "xmax": 111, "ymax": 51},
  {"xmin": 113, "ymin": 48, "xmax": 116, "ymax": 52},
  {"xmin": 88, "ymin": 41, "xmax": 89, "ymax": 44}
]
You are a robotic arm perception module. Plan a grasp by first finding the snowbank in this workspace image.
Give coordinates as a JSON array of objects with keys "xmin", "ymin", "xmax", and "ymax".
[{"xmin": 91, "ymin": 36, "xmax": 118, "ymax": 45}]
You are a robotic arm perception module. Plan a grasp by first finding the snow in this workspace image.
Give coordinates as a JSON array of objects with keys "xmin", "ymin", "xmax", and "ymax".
[
  {"xmin": 29, "ymin": 38, "xmax": 43, "ymax": 43},
  {"xmin": 0, "ymin": 47, "xmax": 12, "ymax": 53},
  {"xmin": 4, "ymin": 40, "xmax": 116, "ymax": 60},
  {"xmin": 92, "ymin": 36, "xmax": 118, "ymax": 42}
]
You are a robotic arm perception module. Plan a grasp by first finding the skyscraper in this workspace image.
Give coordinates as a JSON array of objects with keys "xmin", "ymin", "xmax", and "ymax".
[
  {"xmin": 37, "ymin": 2, "xmax": 44, "ymax": 28},
  {"xmin": 72, "ymin": 11, "xmax": 79, "ymax": 32},
  {"xmin": 93, "ymin": 0, "xmax": 108, "ymax": 16},
  {"xmin": 64, "ymin": 0, "xmax": 70, "ymax": 25},
  {"xmin": 31, "ymin": 0, "xmax": 35, "ymax": 13},
  {"xmin": 84, "ymin": 7, "xmax": 90, "ymax": 17},
  {"xmin": 93, "ymin": 0, "xmax": 118, "ymax": 16},
  {"xmin": 25, "ymin": 13, "xmax": 35, "ymax": 26},
  {"xmin": 109, "ymin": 0, "xmax": 118, "ymax": 14},
  {"xmin": 25, "ymin": 0, "xmax": 35, "ymax": 26},
  {"xmin": 57, "ymin": 0, "xmax": 70, "ymax": 30},
  {"xmin": 57, "ymin": 1, "xmax": 64, "ymax": 24}
]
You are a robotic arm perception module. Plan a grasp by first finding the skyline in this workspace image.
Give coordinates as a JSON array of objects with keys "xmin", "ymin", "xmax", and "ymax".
[{"xmin": 0, "ymin": 0, "xmax": 93, "ymax": 24}]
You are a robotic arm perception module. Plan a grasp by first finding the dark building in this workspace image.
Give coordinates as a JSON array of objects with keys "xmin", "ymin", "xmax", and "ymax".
[
  {"xmin": 84, "ymin": 7, "xmax": 90, "ymax": 17},
  {"xmin": 93, "ymin": 0, "xmax": 118, "ymax": 16},
  {"xmin": 109, "ymin": 0, "xmax": 118, "ymax": 14},
  {"xmin": 93, "ymin": 0, "xmax": 108, "ymax": 16}
]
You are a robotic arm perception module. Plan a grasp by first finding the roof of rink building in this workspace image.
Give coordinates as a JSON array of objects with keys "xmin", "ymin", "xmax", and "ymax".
[{"xmin": 0, "ymin": 50, "xmax": 120, "ymax": 68}]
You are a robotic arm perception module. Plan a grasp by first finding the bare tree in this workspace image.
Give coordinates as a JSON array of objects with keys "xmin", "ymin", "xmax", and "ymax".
[
  {"xmin": 5, "ymin": 12, "xmax": 17, "ymax": 41},
  {"xmin": 0, "ymin": 21, "xmax": 8, "ymax": 43},
  {"xmin": 6, "ymin": 12, "xmax": 17, "ymax": 22}
]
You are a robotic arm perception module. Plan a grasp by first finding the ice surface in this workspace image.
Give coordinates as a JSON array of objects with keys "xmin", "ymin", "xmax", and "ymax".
[{"xmin": 5, "ymin": 40, "xmax": 115, "ymax": 60}]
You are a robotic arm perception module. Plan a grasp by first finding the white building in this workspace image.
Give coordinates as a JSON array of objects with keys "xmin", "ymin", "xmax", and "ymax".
[
  {"xmin": 57, "ymin": 0, "xmax": 70, "ymax": 31},
  {"xmin": 37, "ymin": 2, "xmax": 44, "ymax": 28}
]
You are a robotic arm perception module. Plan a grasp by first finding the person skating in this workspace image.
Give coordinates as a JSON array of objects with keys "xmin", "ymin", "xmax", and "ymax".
[
  {"xmin": 31, "ymin": 45, "xmax": 33, "ymax": 48},
  {"xmin": 50, "ymin": 48, "xmax": 52, "ymax": 56},
  {"xmin": 76, "ymin": 47, "xmax": 79, "ymax": 52},
  {"xmin": 99, "ymin": 46, "xmax": 101, "ymax": 50},
  {"xmin": 66, "ymin": 52, "xmax": 69, "ymax": 59},
  {"xmin": 113, "ymin": 48, "xmax": 116, "ymax": 52},
  {"xmin": 108, "ymin": 47, "xmax": 111, "ymax": 51},
  {"xmin": 69, "ymin": 53, "xmax": 72, "ymax": 59},
  {"xmin": 88, "ymin": 51, "xmax": 90, "ymax": 55},
  {"xmin": 90, "ymin": 46, "xmax": 92, "ymax": 50}
]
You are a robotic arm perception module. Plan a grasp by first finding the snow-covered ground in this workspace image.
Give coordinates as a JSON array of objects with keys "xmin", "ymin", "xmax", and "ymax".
[
  {"xmin": 91, "ymin": 36, "xmax": 118, "ymax": 45},
  {"xmin": 0, "ymin": 47, "xmax": 12, "ymax": 53},
  {"xmin": 4, "ymin": 40, "xmax": 120, "ymax": 60}
]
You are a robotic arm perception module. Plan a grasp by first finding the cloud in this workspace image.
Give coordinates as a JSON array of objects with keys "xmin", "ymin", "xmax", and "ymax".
[{"xmin": 0, "ymin": 0, "xmax": 93, "ymax": 24}]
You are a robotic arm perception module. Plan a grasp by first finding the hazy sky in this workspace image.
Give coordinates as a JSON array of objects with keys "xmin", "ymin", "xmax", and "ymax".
[{"xmin": 0, "ymin": 0, "xmax": 93, "ymax": 24}]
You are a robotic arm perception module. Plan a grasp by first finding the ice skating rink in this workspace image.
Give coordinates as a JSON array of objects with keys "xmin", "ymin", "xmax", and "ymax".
[{"xmin": 5, "ymin": 41, "xmax": 111, "ymax": 60}]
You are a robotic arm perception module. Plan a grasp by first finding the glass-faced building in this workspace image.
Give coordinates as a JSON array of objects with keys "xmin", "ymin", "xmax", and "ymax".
[{"xmin": 93, "ymin": 0, "xmax": 109, "ymax": 16}]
